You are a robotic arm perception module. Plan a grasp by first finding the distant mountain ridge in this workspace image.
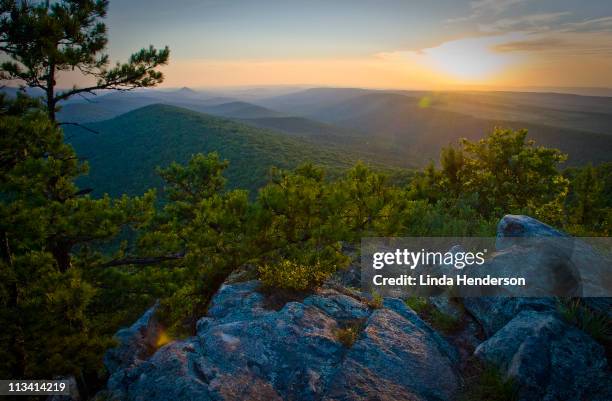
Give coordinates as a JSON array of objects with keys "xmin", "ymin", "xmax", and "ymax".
[
  {"xmin": 56, "ymin": 90, "xmax": 241, "ymax": 123},
  {"xmin": 65, "ymin": 104, "xmax": 390, "ymax": 197},
  {"xmin": 256, "ymin": 88, "xmax": 612, "ymax": 166},
  {"xmin": 6, "ymin": 86, "xmax": 612, "ymax": 173}
]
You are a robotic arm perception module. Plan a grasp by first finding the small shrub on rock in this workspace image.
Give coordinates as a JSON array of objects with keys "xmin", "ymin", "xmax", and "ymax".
[
  {"xmin": 367, "ymin": 291, "xmax": 384, "ymax": 309},
  {"xmin": 430, "ymin": 309, "xmax": 461, "ymax": 334},
  {"xmin": 405, "ymin": 297, "xmax": 429, "ymax": 313},
  {"xmin": 334, "ymin": 320, "xmax": 365, "ymax": 348},
  {"xmin": 259, "ymin": 259, "xmax": 336, "ymax": 291},
  {"xmin": 405, "ymin": 297, "xmax": 462, "ymax": 334}
]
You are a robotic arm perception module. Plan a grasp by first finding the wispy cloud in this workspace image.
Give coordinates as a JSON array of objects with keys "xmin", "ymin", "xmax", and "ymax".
[
  {"xmin": 479, "ymin": 11, "xmax": 571, "ymax": 32},
  {"xmin": 493, "ymin": 37, "xmax": 567, "ymax": 52},
  {"xmin": 559, "ymin": 16, "xmax": 612, "ymax": 33},
  {"xmin": 493, "ymin": 32, "xmax": 612, "ymax": 57},
  {"xmin": 447, "ymin": 0, "xmax": 527, "ymax": 23},
  {"xmin": 470, "ymin": 0, "xmax": 527, "ymax": 16}
]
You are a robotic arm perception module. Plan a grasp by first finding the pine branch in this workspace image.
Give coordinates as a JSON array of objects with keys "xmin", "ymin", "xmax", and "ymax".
[
  {"xmin": 58, "ymin": 121, "xmax": 99, "ymax": 134},
  {"xmin": 100, "ymin": 252, "xmax": 185, "ymax": 268}
]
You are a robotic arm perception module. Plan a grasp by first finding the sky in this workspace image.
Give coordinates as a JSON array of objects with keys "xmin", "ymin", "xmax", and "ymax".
[{"xmin": 70, "ymin": 0, "xmax": 612, "ymax": 89}]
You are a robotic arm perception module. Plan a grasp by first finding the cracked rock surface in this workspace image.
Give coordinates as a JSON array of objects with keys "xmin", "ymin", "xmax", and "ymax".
[{"xmin": 104, "ymin": 281, "xmax": 460, "ymax": 401}]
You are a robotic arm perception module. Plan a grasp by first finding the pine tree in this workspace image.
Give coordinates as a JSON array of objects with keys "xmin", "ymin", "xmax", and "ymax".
[
  {"xmin": 0, "ymin": 0, "xmax": 169, "ymax": 121},
  {"xmin": 0, "ymin": 0, "xmax": 169, "ymax": 270},
  {"xmin": 0, "ymin": 1, "xmax": 167, "ymax": 384},
  {"xmin": 0, "ymin": 93, "xmax": 156, "ymax": 382}
]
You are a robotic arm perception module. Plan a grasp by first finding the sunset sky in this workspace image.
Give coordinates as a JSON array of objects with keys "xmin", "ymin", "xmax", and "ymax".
[{"xmin": 84, "ymin": 0, "xmax": 612, "ymax": 89}]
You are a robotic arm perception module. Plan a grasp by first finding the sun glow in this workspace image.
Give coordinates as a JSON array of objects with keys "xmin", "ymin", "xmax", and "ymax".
[
  {"xmin": 378, "ymin": 34, "xmax": 525, "ymax": 85},
  {"xmin": 155, "ymin": 329, "xmax": 172, "ymax": 348},
  {"xmin": 154, "ymin": 34, "xmax": 527, "ymax": 90},
  {"xmin": 419, "ymin": 37, "xmax": 522, "ymax": 81}
]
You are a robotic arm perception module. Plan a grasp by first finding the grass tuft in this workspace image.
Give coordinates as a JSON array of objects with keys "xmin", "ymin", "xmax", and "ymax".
[
  {"xmin": 558, "ymin": 298, "xmax": 611, "ymax": 346},
  {"xmin": 461, "ymin": 363, "xmax": 518, "ymax": 401},
  {"xmin": 405, "ymin": 297, "xmax": 462, "ymax": 334},
  {"xmin": 405, "ymin": 296, "xmax": 429, "ymax": 313},
  {"xmin": 557, "ymin": 298, "xmax": 612, "ymax": 362},
  {"xmin": 367, "ymin": 291, "xmax": 384, "ymax": 309},
  {"xmin": 334, "ymin": 319, "xmax": 366, "ymax": 348}
]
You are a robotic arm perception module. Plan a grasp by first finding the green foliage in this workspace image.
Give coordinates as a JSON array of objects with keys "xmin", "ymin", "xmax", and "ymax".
[
  {"xmin": 0, "ymin": 0, "xmax": 169, "ymax": 120},
  {"xmin": 334, "ymin": 320, "xmax": 366, "ymax": 348},
  {"xmin": 405, "ymin": 297, "xmax": 429, "ymax": 313},
  {"xmin": 137, "ymin": 153, "xmax": 252, "ymax": 333},
  {"xmin": 461, "ymin": 363, "xmax": 518, "ymax": 401},
  {"xmin": 259, "ymin": 259, "xmax": 334, "ymax": 292},
  {"xmin": 367, "ymin": 291, "xmax": 384, "ymax": 309},
  {"xmin": 0, "ymin": 4, "xmax": 171, "ymax": 382},
  {"xmin": 65, "ymin": 104, "xmax": 382, "ymax": 197},
  {"xmin": 563, "ymin": 163, "xmax": 612, "ymax": 235},
  {"xmin": 0, "ymin": 94, "xmax": 157, "ymax": 385},
  {"xmin": 410, "ymin": 128, "xmax": 569, "ymax": 223},
  {"xmin": 405, "ymin": 297, "xmax": 461, "ymax": 334},
  {"xmin": 253, "ymin": 164, "xmax": 349, "ymax": 290},
  {"xmin": 429, "ymin": 309, "xmax": 461, "ymax": 334},
  {"xmin": 558, "ymin": 299, "xmax": 611, "ymax": 345}
]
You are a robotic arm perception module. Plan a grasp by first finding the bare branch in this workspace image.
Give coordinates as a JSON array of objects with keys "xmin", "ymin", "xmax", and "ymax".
[{"xmin": 58, "ymin": 122, "xmax": 99, "ymax": 134}]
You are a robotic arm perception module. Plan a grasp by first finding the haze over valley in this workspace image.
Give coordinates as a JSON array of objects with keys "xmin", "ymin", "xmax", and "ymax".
[{"xmin": 48, "ymin": 86, "xmax": 612, "ymax": 196}]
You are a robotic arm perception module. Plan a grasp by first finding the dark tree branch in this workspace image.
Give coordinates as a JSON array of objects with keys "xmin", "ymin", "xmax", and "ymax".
[
  {"xmin": 100, "ymin": 252, "xmax": 185, "ymax": 268},
  {"xmin": 58, "ymin": 122, "xmax": 99, "ymax": 134},
  {"xmin": 76, "ymin": 92, "xmax": 97, "ymax": 103}
]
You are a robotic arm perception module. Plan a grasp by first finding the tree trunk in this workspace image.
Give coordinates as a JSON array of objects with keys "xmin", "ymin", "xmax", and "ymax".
[
  {"xmin": 1, "ymin": 239, "xmax": 26, "ymax": 380},
  {"xmin": 51, "ymin": 242, "xmax": 72, "ymax": 273},
  {"xmin": 0, "ymin": 230, "xmax": 13, "ymax": 267},
  {"xmin": 47, "ymin": 62, "xmax": 56, "ymax": 122}
]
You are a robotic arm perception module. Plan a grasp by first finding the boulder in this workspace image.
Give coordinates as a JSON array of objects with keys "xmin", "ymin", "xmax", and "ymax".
[
  {"xmin": 107, "ymin": 339, "xmax": 214, "ymax": 401},
  {"xmin": 464, "ymin": 213, "xmax": 599, "ymax": 332},
  {"xmin": 105, "ymin": 281, "xmax": 460, "ymax": 401},
  {"xmin": 463, "ymin": 297, "xmax": 557, "ymax": 337},
  {"xmin": 463, "ymin": 215, "xmax": 611, "ymax": 401},
  {"xmin": 103, "ymin": 301, "xmax": 161, "ymax": 376},
  {"xmin": 323, "ymin": 306, "xmax": 459, "ymax": 401},
  {"xmin": 495, "ymin": 215, "xmax": 611, "ymax": 296},
  {"xmin": 303, "ymin": 288, "xmax": 370, "ymax": 322},
  {"xmin": 475, "ymin": 310, "xmax": 611, "ymax": 401},
  {"xmin": 496, "ymin": 215, "xmax": 566, "ymax": 248}
]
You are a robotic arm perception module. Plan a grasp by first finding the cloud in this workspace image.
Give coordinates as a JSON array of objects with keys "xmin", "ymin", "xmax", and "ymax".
[
  {"xmin": 447, "ymin": 0, "xmax": 527, "ymax": 23},
  {"xmin": 493, "ymin": 37, "xmax": 567, "ymax": 52},
  {"xmin": 492, "ymin": 32, "xmax": 612, "ymax": 57},
  {"xmin": 470, "ymin": 0, "xmax": 527, "ymax": 16},
  {"xmin": 479, "ymin": 11, "xmax": 571, "ymax": 32},
  {"xmin": 559, "ymin": 16, "xmax": 612, "ymax": 33}
]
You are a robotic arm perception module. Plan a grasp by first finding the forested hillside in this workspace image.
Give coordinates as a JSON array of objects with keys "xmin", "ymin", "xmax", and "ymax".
[
  {"xmin": 65, "ymin": 104, "xmax": 404, "ymax": 196},
  {"xmin": 258, "ymin": 89, "xmax": 612, "ymax": 166}
]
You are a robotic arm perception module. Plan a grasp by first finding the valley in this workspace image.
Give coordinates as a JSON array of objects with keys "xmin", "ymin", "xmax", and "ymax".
[{"xmin": 56, "ymin": 86, "xmax": 612, "ymax": 197}]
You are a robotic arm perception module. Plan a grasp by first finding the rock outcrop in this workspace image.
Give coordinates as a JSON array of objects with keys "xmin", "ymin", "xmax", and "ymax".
[
  {"xmin": 464, "ymin": 214, "xmax": 611, "ymax": 401},
  {"xmin": 475, "ymin": 310, "xmax": 610, "ymax": 401},
  {"xmin": 100, "ymin": 215, "xmax": 611, "ymax": 401},
  {"xmin": 103, "ymin": 281, "xmax": 460, "ymax": 401},
  {"xmin": 104, "ymin": 301, "xmax": 161, "ymax": 376}
]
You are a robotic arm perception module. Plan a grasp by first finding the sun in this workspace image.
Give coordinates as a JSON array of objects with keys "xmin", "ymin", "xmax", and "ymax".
[{"xmin": 411, "ymin": 34, "xmax": 525, "ymax": 83}]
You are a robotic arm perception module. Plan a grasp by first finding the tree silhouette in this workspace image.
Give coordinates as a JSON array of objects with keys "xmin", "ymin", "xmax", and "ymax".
[{"xmin": 0, "ymin": 0, "xmax": 169, "ymax": 121}]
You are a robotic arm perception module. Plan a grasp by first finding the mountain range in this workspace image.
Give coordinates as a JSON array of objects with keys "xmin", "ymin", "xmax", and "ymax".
[
  {"xmin": 7, "ymin": 86, "xmax": 612, "ymax": 196},
  {"xmin": 65, "ymin": 104, "xmax": 394, "ymax": 197}
]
